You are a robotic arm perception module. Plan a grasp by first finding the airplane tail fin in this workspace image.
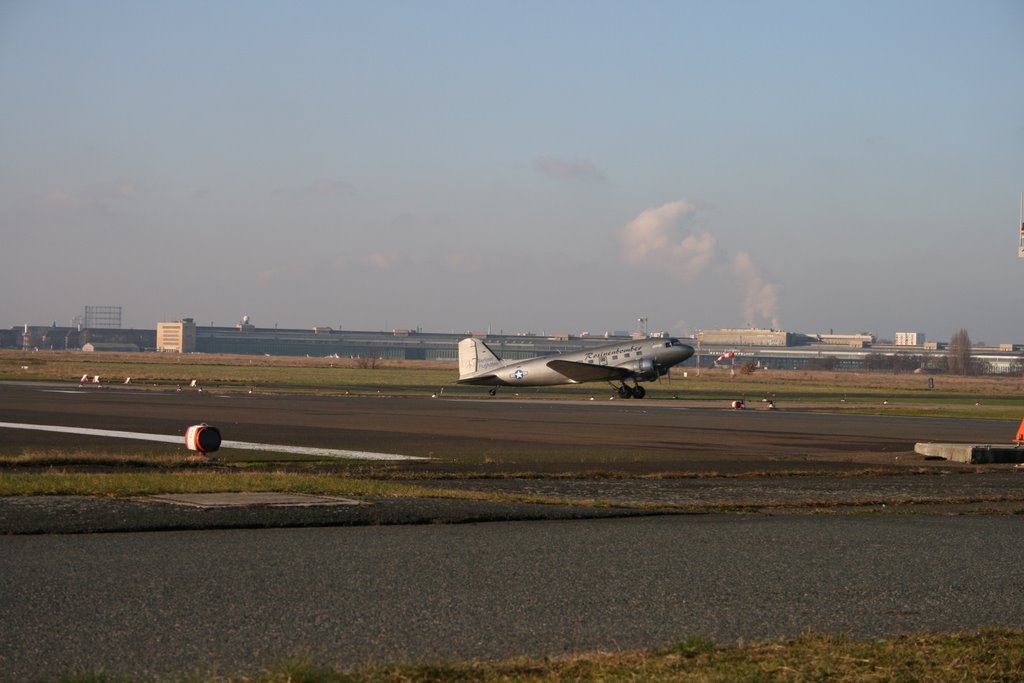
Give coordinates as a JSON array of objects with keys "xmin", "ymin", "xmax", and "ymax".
[{"xmin": 459, "ymin": 337, "xmax": 502, "ymax": 379}]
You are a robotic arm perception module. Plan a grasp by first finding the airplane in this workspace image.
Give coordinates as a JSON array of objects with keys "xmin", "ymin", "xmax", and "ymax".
[{"xmin": 457, "ymin": 336, "xmax": 695, "ymax": 398}]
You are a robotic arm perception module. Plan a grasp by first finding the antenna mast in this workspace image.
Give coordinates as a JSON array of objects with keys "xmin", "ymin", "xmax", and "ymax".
[{"xmin": 1019, "ymin": 192, "xmax": 1024, "ymax": 258}]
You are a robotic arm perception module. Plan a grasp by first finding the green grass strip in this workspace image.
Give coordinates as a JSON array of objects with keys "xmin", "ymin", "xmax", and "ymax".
[{"xmin": 0, "ymin": 471, "xmax": 566, "ymax": 507}]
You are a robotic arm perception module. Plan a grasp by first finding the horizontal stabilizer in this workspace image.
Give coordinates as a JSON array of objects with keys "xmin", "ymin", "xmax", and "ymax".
[{"xmin": 546, "ymin": 359, "xmax": 633, "ymax": 383}]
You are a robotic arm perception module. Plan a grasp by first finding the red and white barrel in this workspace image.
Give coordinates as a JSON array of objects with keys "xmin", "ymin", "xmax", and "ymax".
[
  {"xmin": 185, "ymin": 424, "xmax": 221, "ymax": 453},
  {"xmin": 731, "ymin": 400, "xmax": 745, "ymax": 410}
]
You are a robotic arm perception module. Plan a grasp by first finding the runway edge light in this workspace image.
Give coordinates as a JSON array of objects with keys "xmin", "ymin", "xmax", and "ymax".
[{"xmin": 185, "ymin": 424, "xmax": 222, "ymax": 454}]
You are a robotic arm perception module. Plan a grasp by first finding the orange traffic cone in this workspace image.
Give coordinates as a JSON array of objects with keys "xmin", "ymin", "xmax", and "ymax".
[{"xmin": 1014, "ymin": 418, "xmax": 1024, "ymax": 444}]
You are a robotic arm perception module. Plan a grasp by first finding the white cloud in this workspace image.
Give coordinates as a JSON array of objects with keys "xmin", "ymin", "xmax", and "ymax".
[
  {"xmin": 619, "ymin": 200, "xmax": 717, "ymax": 282},
  {"xmin": 620, "ymin": 200, "xmax": 782, "ymax": 327}
]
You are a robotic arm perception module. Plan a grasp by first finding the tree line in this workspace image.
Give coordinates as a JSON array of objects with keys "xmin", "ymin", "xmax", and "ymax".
[{"xmin": 804, "ymin": 329, "xmax": 1014, "ymax": 375}]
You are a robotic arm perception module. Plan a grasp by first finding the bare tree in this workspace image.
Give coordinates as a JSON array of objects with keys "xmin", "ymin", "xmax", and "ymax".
[
  {"xmin": 946, "ymin": 328, "xmax": 972, "ymax": 376},
  {"xmin": 891, "ymin": 353, "xmax": 923, "ymax": 375},
  {"xmin": 354, "ymin": 351, "xmax": 382, "ymax": 370}
]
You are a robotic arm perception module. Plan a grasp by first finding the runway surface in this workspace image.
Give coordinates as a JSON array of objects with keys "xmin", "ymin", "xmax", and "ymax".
[
  {"xmin": 2, "ymin": 515, "xmax": 1023, "ymax": 680},
  {"xmin": 0, "ymin": 382, "xmax": 1017, "ymax": 473}
]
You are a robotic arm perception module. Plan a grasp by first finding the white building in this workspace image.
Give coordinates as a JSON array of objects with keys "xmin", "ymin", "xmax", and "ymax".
[
  {"xmin": 895, "ymin": 331, "xmax": 925, "ymax": 346},
  {"xmin": 156, "ymin": 318, "xmax": 197, "ymax": 353}
]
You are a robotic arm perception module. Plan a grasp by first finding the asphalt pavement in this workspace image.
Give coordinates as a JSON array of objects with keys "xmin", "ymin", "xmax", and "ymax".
[
  {"xmin": 2, "ymin": 515, "xmax": 1023, "ymax": 681},
  {"xmin": 0, "ymin": 494, "xmax": 660, "ymax": 535}
]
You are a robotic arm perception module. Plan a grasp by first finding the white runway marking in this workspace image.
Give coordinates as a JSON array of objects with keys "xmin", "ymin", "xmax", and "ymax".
[
  {"xmin": 144, "ymin": 492, "xmax": 363, "ymax": 508},
  {"xmin": 0, "ymin": 421, "xmax": 427, "ymax": 461},
  {"xmin": 217, "ymin": 439, "xmax": 426, "ymax": 461}
]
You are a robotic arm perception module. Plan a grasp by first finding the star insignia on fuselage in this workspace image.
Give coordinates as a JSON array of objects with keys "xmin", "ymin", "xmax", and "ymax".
[{"xmin": 512, "ymin": 369, "xmax": 526, "ymax": 380}]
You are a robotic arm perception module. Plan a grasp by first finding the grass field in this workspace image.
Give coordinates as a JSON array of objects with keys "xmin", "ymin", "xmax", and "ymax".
[
  {"xmin": 0, "ymin": 349, "xmax": 455, "ymax": 392},
  {"xmin": 58, "ymin": 629, "xmax": 1024, "ymax": 682},
  {"xmin": 0, "ymin": 468, "xmax": 587, "ymax": 508},
  {"xmin": 3, "ymin": 349, "xmax": 1024, "ymax": 418}
]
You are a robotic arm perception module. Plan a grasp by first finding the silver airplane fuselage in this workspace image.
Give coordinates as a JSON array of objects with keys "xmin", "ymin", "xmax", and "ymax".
[{"xmin": 457, "ymin": 336, "xmax": 694, "ymax": 397}]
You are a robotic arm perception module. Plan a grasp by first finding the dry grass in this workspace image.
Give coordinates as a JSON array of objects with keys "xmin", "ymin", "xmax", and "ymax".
[
  {"xmin": 57, "ymin": 629, "xmax": 1024, "ymax": 682},
  {"xmin": 0, "ymin": 349, "xmax": 455, "ymax": 391},
  {"xmin": 0, "ymin": 448, "xmax": 189, "ymax": 468},
  {"xmin": 674, "ymin": 367, "xmax": 1024, "ymax": 394},
  {"xmin": 5, "ymin": 348, "xmax": 1024, "ymax": 396},
  {"xmin": 0, "ymin": 348, "xmax": 456, "ymax": 371}
]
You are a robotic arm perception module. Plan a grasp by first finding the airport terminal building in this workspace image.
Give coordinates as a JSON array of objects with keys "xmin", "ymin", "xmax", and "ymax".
[
  {"xmin": 6, "ymin": 321, "xmax": 1023, "ymax": 374},
  {"xmin": 152, "ymin": 319, "xmax": 638, "ymax": 361}
]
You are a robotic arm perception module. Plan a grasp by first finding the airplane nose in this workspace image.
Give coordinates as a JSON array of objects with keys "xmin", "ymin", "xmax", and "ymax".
[{"xmin": 679, "ymin": 344, "xmax": 695, "ymax": 360}]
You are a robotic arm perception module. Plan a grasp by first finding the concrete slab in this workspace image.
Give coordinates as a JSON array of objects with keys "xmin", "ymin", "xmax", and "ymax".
[
  {"xmin": 915, "ymin": 443, "xmax": 1024, "ymax": 464},
  {"xmin": 143, "ymin": 492, "xmax": 363, "ymax": 508}
]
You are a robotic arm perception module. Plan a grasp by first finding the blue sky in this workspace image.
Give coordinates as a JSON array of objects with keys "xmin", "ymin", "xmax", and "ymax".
[{"xmin": 2, "ymin": 1, "xmax": 1022, "ymax": 342}]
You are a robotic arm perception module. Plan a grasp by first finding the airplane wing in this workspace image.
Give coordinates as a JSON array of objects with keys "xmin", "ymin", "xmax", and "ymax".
[
  {"xmin": 457, "ymin": 374, "xmax": 501, "ymax": 386},
  {"xmin": 546, "ymin": 360, "xmax": 633, "ymax": 383}
]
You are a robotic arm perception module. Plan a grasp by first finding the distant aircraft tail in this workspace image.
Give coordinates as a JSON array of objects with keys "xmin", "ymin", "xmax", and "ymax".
[{"xmin": 458, "ymin": 337, "xmax": 503, "ymax": 380}]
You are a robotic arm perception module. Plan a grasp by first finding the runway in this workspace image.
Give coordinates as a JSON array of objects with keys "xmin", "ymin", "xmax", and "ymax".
[
  {"xmin": 0, "ymin": 420, "xmax": 425, "ymax": 461},
  {"xmin": 2, "ymin": 515, "xmax": 1023, "ymax": 680},
  {"xmin": 0, "ymin": 382, "xmax": 1017, "ymax": 473}
]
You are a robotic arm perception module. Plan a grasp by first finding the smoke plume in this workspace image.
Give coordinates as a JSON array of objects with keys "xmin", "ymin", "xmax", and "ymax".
[{"xmin": 733, "ymin": 252, "xmax": 781, "ymax": 328}]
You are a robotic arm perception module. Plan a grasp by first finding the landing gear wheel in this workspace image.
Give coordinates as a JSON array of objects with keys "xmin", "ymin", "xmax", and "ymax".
[
  {"xmin": 617, "ymin": 385, "xmax": 632, "ymax": 399},
  {"xmin": 488, "ymin": 387, "xmax": 498, "ymax": 396},
  {"xmin": 632, "ymin": 385, "xmax": 646, "ymax": 399}
]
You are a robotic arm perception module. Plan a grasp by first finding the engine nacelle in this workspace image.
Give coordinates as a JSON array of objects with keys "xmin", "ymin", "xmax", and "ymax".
[{"xmin": 633, "ymin": 358, "xmax": 659, "ymax": 381}]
